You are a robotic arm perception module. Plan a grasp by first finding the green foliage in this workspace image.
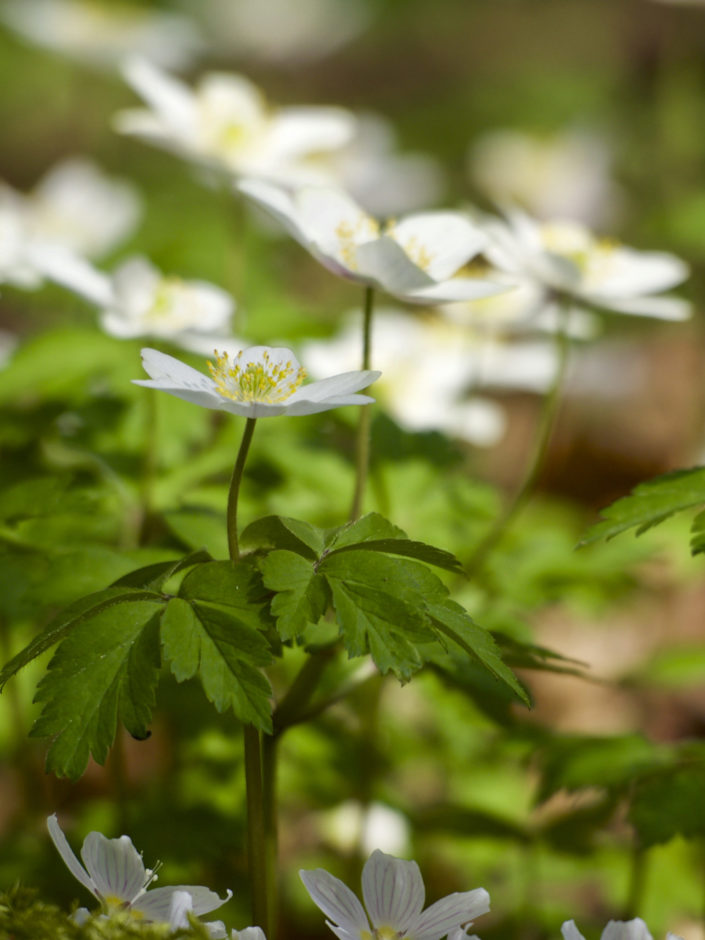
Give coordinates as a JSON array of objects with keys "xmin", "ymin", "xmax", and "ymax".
[
  {"xmin": 630, "ymin": 760, "xmax": 705, "ymax": 848},
  {"xmin": 582, "ymin": 467, "xmax": 705, "ymax": 552},
  {"xmin": 0, "ymin": 884, "xmax": 213, "ymax": 939}
]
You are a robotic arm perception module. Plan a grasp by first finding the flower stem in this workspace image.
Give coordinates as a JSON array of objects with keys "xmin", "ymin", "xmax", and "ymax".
[
  {"xmin": 227, "ymin": 417, "xmax": 257, "ymax": 562},
  {"xmin": 243, "ymin": 724, "xmax": 269, "ymax": 936},
  {"xmin": 465, "ymin": 302, "xmax": 572, "ymax": 579},
  {"xmin": 349, "ymin": 286, "xmax": 375, "ymax": 522},
  {"xmin": 262, "ymin": 732, "xmax": 278, "ymax": 940}
]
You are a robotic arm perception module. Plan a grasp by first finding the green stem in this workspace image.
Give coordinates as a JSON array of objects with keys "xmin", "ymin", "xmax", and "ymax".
[
  {"xmin": 262, "ymin": 733, "xmax": 278, "ymax": 940},
  {"xmin": 465, "ymin": 302, "xmax": 572, "ymax": 579},
  {"xmin": 138, "ymin": 389, "xmax": 159, "ymax": 544},
  {"xmin": 243, "ymin": 724, "xmax": 269, "ymax": 934},
  {"xmin": 624, "ymin": 843, "xmax": 647, "ymax": 918},
  {"xmin": 273, "ymin": 646, "xmax": 338, "ymax": 735},
  {"xmin": 227, "ymin": 417, "xmax": 257, "ymax": 562},
  {"xmin": 349, "ymin": 287, "xmax": 375, "ymax": 522}
]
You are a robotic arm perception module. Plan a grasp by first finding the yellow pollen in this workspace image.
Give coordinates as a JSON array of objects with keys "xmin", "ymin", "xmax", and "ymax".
[
  {"xmin": 146, "ymin": 278, "xmax": 182, "ymax": 320},
  {"xmin": 376, "ymin": 927, "xmax": 402, "ymax": 940},
  {"xmin": 208, "ymin": 349, "xmax": 306, "ymax": 403},
  {"xmin": 400, "ymin": 234, "xmax": 434, "ymax": 271},
  {"xmin": 335, "ymin": 215, "xmax": 380, "ymax": 270}
]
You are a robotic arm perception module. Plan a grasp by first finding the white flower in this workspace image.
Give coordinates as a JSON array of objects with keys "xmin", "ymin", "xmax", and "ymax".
[
  {"xmin": 47, "ymin": 814, "xmax": 232, "ymax": 923},
  {"xmin": 199, "ymin": 0, "xmax": 370, "ymax": 65},
  {"xmin": 468, "ymin": 127, "xmax": 620, "ymax": 227},
  {"xmin": 301, "ymin": 309, "xmax": 557, "ymax": 446},
  {"xmin": 483, "ymin": 208, "xmax": 690, "ymax": 321},
  {"xmin": 320, "ymin": 800, "xmax": 411, "ymax": 857},
  {"xmin": 34, "ymin": 250, "xmax": 237, "ymax": 353},
  {"xmin": 238, "ymin": 180, "xmax": 504, "ymax": 305},
  {"xmin": 134, "ymin": 346, "xmax": 379, "ymax": 419},
  {"xmin": 561, "ymin": 918, "xmax": 683, "ymax": 940},
  {"xmin": 0, "ymin": 0, "xmax": 203, "ymax": 70},
  {"xmin": 300, "ymin": 849, "xmax": 490, "ymax": 940},
  {"xmin": 115, "ymin": 57, "xmax": 356, "ymax": 185},
  {"xmin": 0, "ymin": 189, "xmax": 40, "ymax": 288}
]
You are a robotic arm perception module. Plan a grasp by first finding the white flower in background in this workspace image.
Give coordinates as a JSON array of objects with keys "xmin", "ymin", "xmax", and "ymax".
[
  {"xmin": 319, "ymin": 800, "xmax": 411, "ymax": 857},
  {"xmin": 35, "ymin": 250, "xmax": 237, "ymax": 353},
  {"xmin": 300, "ymin": 849, "xmax": 490, "ymax": 940},
  {"xmin": 21, "ymin": 157, "xmax": 141, "ymax": 259},
  {"xmin": 483, "ymin": 208, "xmax": 691, "ymax": 321},
  {"xmin": 562, "ymin": 917, "xmax": 683, "ymax": 940},
  {"xmin": 115, "ymin": 58, "xmax": 356, "ymax": 186},
  {"xmin": 328, "ymin": 112, "xmax": 444, "ymax": 218},
  {"xmin": 469, "ymin": 127, "xmax": 621, "ymax": 227},
  {"xmin": 0, "ymin": 0, "xmax": 203, "ymax": 70},
  {"xmin": 199, "ymin": 0, "xmax": 370, "ymax": 65},
  {"xmin": 0, "ymin": 158, "xmax": 140, "ymax": 288},
  {"xmin": 239, "ymin": 181, "xmax": 505, "ymax": 305},
  {"xmin": 134, "ymin": 346, "xmax": 379, "ymax": 419},
  {"xmin": 47, "ymin": 814, "xmax": 232, "ymax": 923},
  {"xmin": 301, "ymin": 309, "xmax": 557, "ymax": 446}
]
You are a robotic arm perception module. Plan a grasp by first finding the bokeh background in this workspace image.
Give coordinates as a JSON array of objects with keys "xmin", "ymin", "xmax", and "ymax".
[{"xmin": 1, "ymin": 1, "xmax": 705, "ymax": 938}]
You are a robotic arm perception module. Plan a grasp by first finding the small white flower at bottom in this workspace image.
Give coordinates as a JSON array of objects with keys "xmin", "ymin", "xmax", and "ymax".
[
  {"xmin": 300, "ymin": 848, "xmax": 490, "ymax": 940},
  {"xmin": 561, "ymin": 917, "xmax": 684, "ymax": 940}
]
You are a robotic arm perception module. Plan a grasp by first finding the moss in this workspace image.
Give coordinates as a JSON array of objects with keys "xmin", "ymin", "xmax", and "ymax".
[{"xmin": 0, "ymin": 885, "xmax": 216, "ymax": 940}]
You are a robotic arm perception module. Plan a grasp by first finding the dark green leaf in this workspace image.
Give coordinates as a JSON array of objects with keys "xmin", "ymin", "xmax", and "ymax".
[
  {"xmin": 630, "ymin": 765, "xmax": 705, "ymax": 847},
  {"xmin": 328, "ymin": 538, "xmax": 463, "ymax": 573},
  {"xmin": 161, "ymin": 596, "xmax": 273, "ymax": 730},
  {"xmin": 259, "ymin": 550, "xmax": 330, "ymax": 640},
  {"xmin": 581, "ymin": 467, "xmax": 705, "ymax": 545},
  {"xmin": 690, "ymin": 508, "xmax": 705, "ymax": 555},
  {"xmin": 31, "ymin": 602, "xmax": 164, "ymax": 779},
  {"xmin": 324, "ymin": 512, "xmax": 406, "ymax": 551},
  {"xmin": 111, "ymin": 550, "xmax": 212, "ymax": 592},
  {"xmin": 240, "ymin": 515, "xmax": 324, "ymax": 559}
]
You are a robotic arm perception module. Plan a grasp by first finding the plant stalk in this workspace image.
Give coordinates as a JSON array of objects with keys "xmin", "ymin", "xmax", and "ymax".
[
  {"xmin": 227, "ymin": 417, "xmax": 257, "ymax": 562},
  {"xmin": 243, "ymin": 724, "xmax": 269, "ymax": 935},
  {"xmin": 349, "ymin": 286, "xmax": 376, "ymax": 522}
]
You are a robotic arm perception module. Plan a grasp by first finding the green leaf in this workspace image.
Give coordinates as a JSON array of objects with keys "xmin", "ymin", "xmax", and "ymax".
[
  {"xmin": 690, "ymin": 508, "xmax": 705, "ymax": 555},
  {"xmin": 31, "ymin": 602, "xmax": 164, "ymax": 779},
  {"xmin": 0, "ymin": 587, "xmax": 162, "ymax": 690},
  {"xmin": 320, "ymin": 551, "xmax": 440, "ymax": 680},
  {"xmin": 111, "ymin": 550, "xmax": 212, "ymax": 592},
  {"xmin": 328, "ymin": 538, "xmax": 463, "ymax": 573},
  {"xmin": 240, "ymin": 515, "xmax": 324, "ymax": 559},
  {"xmin": 425, "ymin": 599, "xmax": 530, "ymax": 705},
  {"xmin": 179, "ymin": 560, "xmax": 272, "ymax": 617},
  {"xmin": 161, "ymin": 596, "xmax": 273, "ymax": 731},
  {"xmin": 324, "ymin": 512, "xmax": 406, "ymax": 551},
  {"xmin": 259, "ymin": 550, "xmax": 330, "ymax": 640},
  {"xmin": 581, "ymin": 467, "xmax": 705, "ymax": 545},
  {"xmin": 630, "ymin": 765, "xmax": 705, "ymax": 847}
]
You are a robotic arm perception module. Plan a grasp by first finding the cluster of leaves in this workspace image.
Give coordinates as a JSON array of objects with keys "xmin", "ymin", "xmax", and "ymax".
[
  {"xmin": 0, "ymin": 884, "xmax": 212, "ymax": 939},
  {"xmin": 0, "ymin": 512, "xmax": 527, "ymax": 779}
]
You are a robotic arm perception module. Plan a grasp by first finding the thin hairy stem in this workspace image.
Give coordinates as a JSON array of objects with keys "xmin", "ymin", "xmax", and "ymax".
[
  {"xmin": 349, "ymin": 286, "xmax": 376, "ymax": 521},
  {"xmin": 227, "ymin": 417, "xmax": 257, "ymax": 562}
]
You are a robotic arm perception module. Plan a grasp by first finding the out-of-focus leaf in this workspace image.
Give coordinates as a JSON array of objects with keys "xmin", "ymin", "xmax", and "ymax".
[{"xmin": 630, "ymin": 764, "xmax": 705, "ymax": 847}]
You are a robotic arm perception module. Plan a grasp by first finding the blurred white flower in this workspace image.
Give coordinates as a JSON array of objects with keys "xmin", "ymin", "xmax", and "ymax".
[
  {"xmin": 301, "ymin": 308, "xmax": 558, "ymax": 446},
  {"xmin": 134, "ymin": 345, "xmax": 379, "ymax": 419},
  {"xmin": 483, "ymin": 208, "xmax": 691, "ymax": 320},
  {"xmin": 115, "ymin": 58, "xmax": 356, "ymax": 186},
  {"xmin": 198, "ymin": 0, "xmax": 370, "ymax": 65},
  {"xmin": 562, "ymin": 917, "xmax": 683, "ymax": 940},
  {"xmin": 0, "ymin": 0, "xmax": 203, "ymax": 70},
  {"xmin": 300, "ymin": 849, "xmax": 490, "ymax": 940},
  {"xmin": 469, "ymin": 127, "xmax": 621, "ymax": 227},
  {"xmin": 48, "ymin": 813, "xmax": 231, "ymax": 923},
  {"xmin": 319, "ymin": 800, "xmax": 411, "ymax": 857},
  {"xmin": 327, "ymin": 112, "xmax": 444, "ymax": 217},
  {"xmin": 0, "ymin": 189, "xmax": 41, "ymax": 288},
  {"xmin": 34, "ymin": 251, "xmax": 237, "ymax": 353},
  {"xmin": 239, "ymin": 181, "xmax": 504, "ymax": 305}
]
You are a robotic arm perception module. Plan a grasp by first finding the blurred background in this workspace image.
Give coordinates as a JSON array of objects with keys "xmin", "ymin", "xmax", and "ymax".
[{"xmin": 1, "ymin": 0, "xmax": 705, "ymax": 938}]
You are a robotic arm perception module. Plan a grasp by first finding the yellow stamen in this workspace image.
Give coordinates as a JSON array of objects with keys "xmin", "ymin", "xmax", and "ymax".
[
  {"xmin": 335, "ymin": 215, "xmax": 380, "ymax": 270},
  {"xmin": 208, "ymin": 349, "xmax": 306, "ymax": 403}
]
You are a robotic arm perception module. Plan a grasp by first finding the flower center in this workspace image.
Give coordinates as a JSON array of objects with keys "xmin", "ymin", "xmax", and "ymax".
[
  {"xmin": 208, "ymin": 349, "xmax": 306, "ymax": 403},
  {"xmin": 334, "ymin": 215, "xmax": 380, "ymax": 269}
]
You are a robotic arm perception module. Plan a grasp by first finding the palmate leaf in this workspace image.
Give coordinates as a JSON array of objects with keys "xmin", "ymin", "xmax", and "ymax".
[
  {"xmin": 259, "ymin": 550, "xmax": 330, "ymax": 641},
  {"xmin": 582, "ymin": 467, "xmax": 705, "ymax": 547},
  {"xmin": 31, "ymin": 602, "xmax": 163, "ymax": 779}
]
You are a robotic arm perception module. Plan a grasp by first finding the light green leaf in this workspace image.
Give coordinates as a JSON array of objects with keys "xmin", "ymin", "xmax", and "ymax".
[
  {"xmin": 582, "ymin": 467, "xmax": 705, "ymax": 545},
  {"xmin": 161, "ymin": 596, "xmax": 273, "ymax": 731},
  {"xmin": 324, "ymin": 512, "xmax": 406, "ymax": 551},
  {"xmin": 30, "ymin": 602, "xmax": 164, "ymax": 779},
  {"xmin": 259, "ymin": 550, "xmax": 330, "ymax": 640}
]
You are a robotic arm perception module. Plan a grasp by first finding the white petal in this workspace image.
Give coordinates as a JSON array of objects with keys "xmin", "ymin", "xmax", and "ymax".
[
  {"xmin": 238, "ymin": 179, "xmax": 311, "ymax": 248},
  {"xmin": 409, "ymin": 888, "xmax": 490, "ymax": 940},
  {"xmin": 297, "ymin": 186, "xmax": 374, "ymax": 250},
  {"xmin": 268, "ymin": 108, "xmax": 357, "ymax": 161},
  {"xmin": 80, "ymin": 832, "xmax": 147, "ymax": 903},
  {"xmin": 133, "ymin": 347, "xmax": 222, "ymax": 409},
  {"xmin": 134, "ymin": 885, "xmax": 232, "ymax": 921},
  {"xmin": 122, "ymin": 56, "xmax": 196, "ymax": 133},
  {"xmin": 29, "ymin": 246, "xmax": 113, "ymax": 307},
  {"xmin": 583, "ymin": 247, "xmax": 688, "ymax": 298},
  {"xmin": 361, "ymin": 851, "xmax": 425, "ymax": 932},
  {"xmin": 47, "ymin": 815, "xmax": 98, "ymax": 901},
  {"xmin": 601, "ymin": 920, "xmax": 654, "ymax": 940},
  {"xmin": 283, "ymin": 393, "xmax": 375, "ymax": 416},
  {"xmin": 355, "ymin": 236, "xmax": 434, "ymax": 293},
  {"xmin": 402, "ymin": 277, "xmax": 509, "ymax": 305},
  {"xmin": 287, "ymin": 370, "xmax": 380, "ymax": 403},
  {"xmin": 232, "ymin": 928, "xmax": 268, "ymax": 940},
  {"xmin": 391, "ymin": 213, "xmax": 486, "ymax": 282},
  {"xmin": 561, "ymin": 920, "xmax": 587, "ymax": 940},
  {"xmin": 300, "ymin": 868, "xmax": 370, "ymax": 936},
  {"xmin": 581, "ymin": 292, "xmax": 691, "ymax": 320},
  {"xmin": 168, "ymin": 890, "xmax": 194, "ymax": 928}
]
